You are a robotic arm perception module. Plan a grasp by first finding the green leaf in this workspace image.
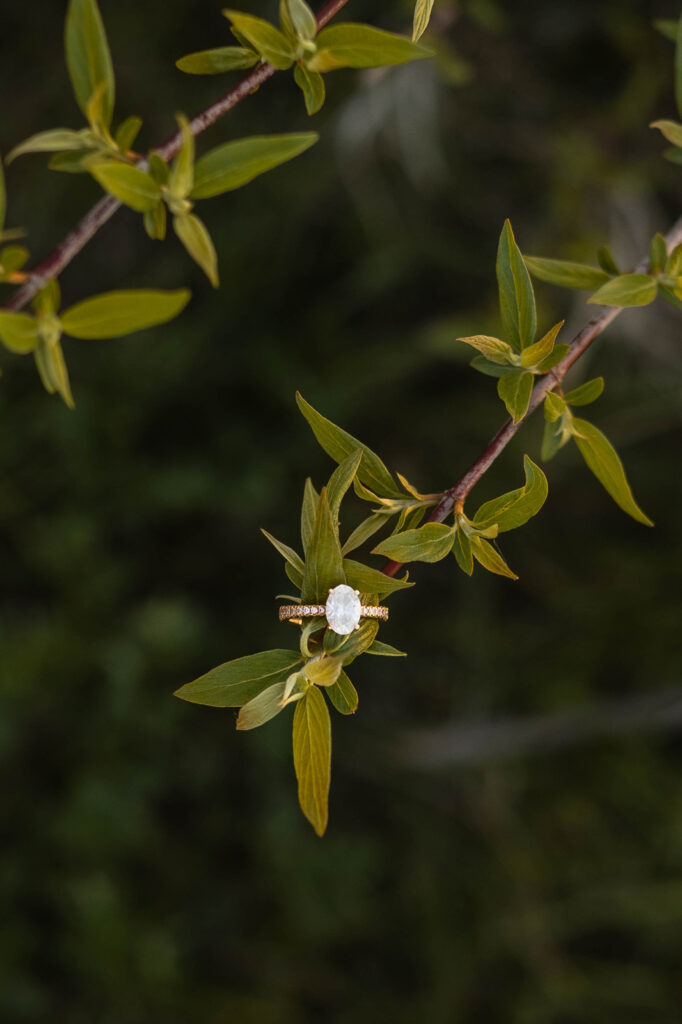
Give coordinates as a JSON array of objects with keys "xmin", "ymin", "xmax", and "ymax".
[
  {"xmin": 497, "ymin": 370, "xmax": 534, "ymax": 423},
  {"xmin": 144, "ymin": 202, "xmax": 167, "ymax": 241},
  {"xmin": 342, "ymin": 558, "xmax": 413, "ymax": 598},
  {"xmin": 0, "ymin": 312, "xmax": 38, "ymax": 354},
  {"xmin": 6, "ymin": 128, "xmax": 94, "ymax": 164},
  {"xmin": 294, "ymin": 63, "xmax": 326, "ymax": 115},
  {"xmin": 305, "ymin": 655, "xmax": 343, "ymax": 688},
  {"xmin": 323, "ymin": 619, "xmax": 379, "ymax": 665},
  {"xmin": 296, "ymin": 392, "xmax": 402, "ymax": 497},
  {"xmin": 544, "ymin": 391, "xmax": 567, "ymax": 421},
  {"xmin": 373, "ymin": 522, "xmax": 455, "ymax": 563},
  {"xmin": 173, "ymin": 213, "xmax": 219, "ymax": 288},
  {"xmin": 310, "ymin": 24, "xmax": 431, "ymax": 72},
  {"xmin": 472, "ymin": 537, "xmax": 518, "ymax": 579},
  {"xmin": 61, "ymin": 288, "xmax": 190, "ymax": 339},
  {"xmin": 285, "ymin": 562, "xmax": 304, "ymax": 590},
  {"xmin": 191, "ymin": 133, "xmax": 317, "ymax": 200},
  {"xmin": 148, "ymin": 153, "xmax": 170, "ymax": 186},
  {"xmin": 301, "ymin": 477, "xmax": 319, "ymax": 556},
  {"xmin": 588, "ymin": 273, "xmax": 658, "ymax": 308},
  {"xmin": 413, "ymin": 0, "xmax": 435, "ymax": 41},
  {"xmin": 222, "ymin": 10, "xmax": 295, "ymax": 69},
  {"xmin": 651, "ymin": 119, "xmax": 682, "ymax": 146},
  {"xmin": 293, "ymin": 686, "xmax": 331, "ymax": 836},
  {"xmin": 535, "ymin": 343, "xmax": 570, "ymax": 374},
  {"xmin": 457, "ymin": 334, "xmax": 514, "ymax": 362},
  {"xmin": 572, "ymin": 418, "xmax": 653, "ymax": 526},
  {"xmin": 597, "ymin": 245, "xmax": 620, "ymax": 276},
  {"xmin": 520, "ymin": 320, "xmax": 563, "ymax": 368},
  {"xmin": 175, "ymin": 649, "xmax": 302, "ymax": 706},
  {"xmin": 169, "ymin": 115, "xmax": 194, "ymax": 200},
  {"xmin": 326, "ymin": 670, "xmax": 358, "ymax": 715},
  {"xmin": 366, "ymin": 639, "xmax": 406, "ymax": 657},
  {"xmin": 34, "ymin": 280, "xmax": 61, "ymax": 317},
  {"xmin": 115, "ymin": 115, "xmax": 143, "ymax": 153},
  {"xmin": 176, "ymin": 47, "xmax": 259, "ymax": 74},
  {"xmin": 65, "ymin": 0, "xmax": 115, "ymax": 129},
  {"xmin": 89, "ymin": 162, "xmax": 161, "ymax": 212},
  {"xmin": 261, "ymin": 529, "xmax": 305, "ymax": 576},
  {"xmin": 341, "ymin": 512, "xmax": 389, "ymax": 556},
  {"xmin": 236, "ymin": 681, "xmax": 289, "ymax": 730},
  {"xmin": 666, "ymin": 242, "xmax": 682, "ymax": 277},
  {"xmin": 649, "ymin": 232, "xmax": 668, "ymax": 274},
  {"xmin": 0, "ymin": 246, "xmax": 30, "ymax": 280},
  {"xmin": 301, "ymin": 488, "xmax": 345, "ymax": 603},
  {"xmin": 563, "ymin": 377, "xmax": 604, "ymax": 406},
  {"xmin": 327, "ymin": 449, "xmax": 363, "ymax": 524},
  {"xmin": 452, "ymin": 527, "xmax": 473, "ymax": 575},
  {"xmin": 473, "ymin": 455, "xmax": 548, "ymax": 533},
  {"xmin": 34, "ymin": 338, "xmax": 74, "ymax": 408},
  {"xmin": 470, "ymin": 355, "xmax": 519, "ymax": 378},
  {"xmin": 523, "ymin": 255, "xmax": 609, "ymax": 290},
  {"xmin": 542, "ymin": 418, "xmax": 568, "ymax": 461},
  {"xmin": 497, "ymin": 219, "xmax": 536, "ymax": 351},
  {"xmin": 280, "ymin": 0, "xmax": 317, "ymax": 42}
]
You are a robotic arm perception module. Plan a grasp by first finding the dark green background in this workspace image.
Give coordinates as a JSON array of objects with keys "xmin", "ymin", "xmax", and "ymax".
[{"xmin": 1, "ymin": 1, "xmax": 681, "ymax": 1020}]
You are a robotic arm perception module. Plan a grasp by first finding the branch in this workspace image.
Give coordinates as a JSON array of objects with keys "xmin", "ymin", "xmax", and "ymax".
[
  {"xmin": 1, "ymin": 0, "xmax": 351, "ymax": 314},
  {"xmin": 382, "ymin": 212, "xmax": 682, "ymax": 578}
]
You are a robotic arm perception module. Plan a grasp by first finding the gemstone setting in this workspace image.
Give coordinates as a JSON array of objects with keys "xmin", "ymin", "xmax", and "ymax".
[{"xmin": 326, "ymin": 584, "xmax": 362, "ymax": 636}]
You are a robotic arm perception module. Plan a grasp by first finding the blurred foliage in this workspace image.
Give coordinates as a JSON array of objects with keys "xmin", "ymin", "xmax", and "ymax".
[{"xmin": 1, "ymin": 0, "xmax": 682, "ymax": 1020}]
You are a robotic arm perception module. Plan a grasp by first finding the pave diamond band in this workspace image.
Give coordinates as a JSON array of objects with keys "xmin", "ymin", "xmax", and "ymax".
[
  {"xmin": 279, "ymin": 583, "xmax": 388, "ymax": 636},
  {"xmin": 278, "ymin": 603, "xmax": 388, "ymax": 623}
]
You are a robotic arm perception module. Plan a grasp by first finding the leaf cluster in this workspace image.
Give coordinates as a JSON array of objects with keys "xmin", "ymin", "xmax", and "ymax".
[{"xmin": 177, "ymin": 1, "xmax": 431, "ymax": 116}]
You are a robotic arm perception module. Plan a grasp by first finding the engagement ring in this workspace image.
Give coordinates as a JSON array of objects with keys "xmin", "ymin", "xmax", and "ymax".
[{"xmin": 279, "ymin": 583, "xmax": 388, "ymax": 636}]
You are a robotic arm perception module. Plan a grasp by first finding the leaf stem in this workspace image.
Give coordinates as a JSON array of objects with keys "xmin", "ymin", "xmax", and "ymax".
[
  {"xmin": 1, "ymin": 0, "xmax": 351, "ymax": 314},
  {"xmin": 382, "ymin": 213, "xmax": 682, "ymax": 578}
]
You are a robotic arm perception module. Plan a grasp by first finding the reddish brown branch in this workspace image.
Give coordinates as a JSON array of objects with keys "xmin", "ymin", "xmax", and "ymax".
[
  {"xmin": 2, "ymin": 0, "xmax": 351, "ymax": 314},
  {"xmin": 382, "ymin": 212, "xmax": 682, "ymax": 578}
]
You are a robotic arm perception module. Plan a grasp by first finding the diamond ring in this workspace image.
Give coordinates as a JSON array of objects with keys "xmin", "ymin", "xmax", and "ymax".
[{"xmin": 279, "ymin": 583, "xmax": 388, "ymax": 636}]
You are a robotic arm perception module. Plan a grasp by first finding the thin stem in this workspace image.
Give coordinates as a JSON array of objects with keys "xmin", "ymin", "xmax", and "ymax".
[
  {"xmin": 382, "ymin": 213, "xmax": 682, "ymax": 578},
  {"xmin": 1, "ymin": 0, "xmax": 351, "ymax": 314}
]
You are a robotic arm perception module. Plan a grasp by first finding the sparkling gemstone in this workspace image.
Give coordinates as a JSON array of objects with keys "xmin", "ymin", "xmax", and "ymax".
[{"xmin": 326, "ymin": 584, "xmax": 361, "ymax": 635}]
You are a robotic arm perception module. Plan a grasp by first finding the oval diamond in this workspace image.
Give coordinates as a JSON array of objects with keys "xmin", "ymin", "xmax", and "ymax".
[{"xmin": 326, "ymin": 584, "xmax": 361, "ymax": 636}]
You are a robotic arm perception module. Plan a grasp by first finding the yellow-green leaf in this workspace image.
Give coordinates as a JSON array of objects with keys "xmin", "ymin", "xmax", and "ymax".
[
  {"xmin": 327, "ymin": 449, "xmax": 363, "ymax": 524},
  {"xmin": 176, "ymin": 47, "xmax": 259, "ymax": 74},
  {"xmin": 90, "ymin": 162, "xmax": 161, "ymax": 212},
  {"xmin": 497, "ymin": 370, "xmax": 534, "ymax": 423},
  {"xmin": 373, "ymin": 522, "xmax": 455, "ymax": 563},
  {"xmin": 366, "ymin": 639, "xmax": 406, "ymax": 657},
  {"xmin": 520, "ymin": 321, "xmax": 563, "ymax": 368},
  {"xmin": 413, "ymin": 0, "xmax": 435, "ymax": 41},
  {"xmin": 497, "ymin": 219, "xmax": 536, "ymax": 351},
  {"xmin": 34, "ymin": 338, "xmax": 74, "ymax": 408},
  {"xmin": 572, "ymin": 418, "xmax": 653, "ymax": 526},
  {"xmin": 175, "ymin": 649, "xmax": 302, "ymax": 707},
  {"xmin": 280, "ymin": 0, "xmax": 317, "ymax": 42},
  {"xmin": 168, "ymin": 115, "xmax": 194, "ymax": 200},
  {"xmin": 301, "ymin": 477, "xmax": 319, "ymax": 556},
  {"xmin": 236, "ymin": 681, "xmax": 289, "ymax": 730},
  {"xmin": 588, "ymin": 273, "xmax": 658, "ymax": 308},
  {"xmin": 452, "ymin": 527, "xmax": 473, "ymax": 575},
  {"xmin": 563, "ymin": 377, "xmax": 604, "ymax": 407},
  {"xmin": 60, "ymin": 288, "xmax": 190, "ymax": 339},
  {"xmin": 310, "ymin": 24, "xmax": 431, "ymax": 72},
  {"xmin": 293, "ymin": 686, "xmax": 331, "ymax": 836},
  {"xmin": 0, "ymin": 312, "xmax": 39, "ymax": 354},
  {"xmin": 650, "ymin": 119, "xmax": 682, "ymax": 146},
  {"xmin": 191, "ymin": 133, "xmax": 318, "ymax": 199},
  {"xmin": 173, "ymin": 213, "xmax": 219, "ymax": 288},
  {"xmin": 115, "ymin": 115, "xmax": 143, "ymax": 153},
  {"xmin": 524, "ymin": 255, "xmax": 610, "ymax": 290},
  {"xmin": 473, "ymin": 455, "xmax": 548, "ymax": 534},
  {"xmin": 342, "ymin": 558, "xmax": 412, "ymax": 598},
  {"xmin": 304, "ymin": 654, "xmax": 343, "ymax": 688},
  {"xmin": 294, "ymin": 63, "xmax": 326, "ymax": 115},
  {"xmin": 6, "ymin": 128, "xmax": 95, "ymax": 165},
  {"xmin": 472, "ymin": 537, "xmax": 518, "ymax": 579},
  {"xmin": 261, "ymin": 529, "xmax": 305, "ymax": 576},
  {"xmin": 301, "ymin": 488, "xmax": 345, "ymax": 603},
  {"xmin": 326, "ymin": 669, "xmax": 358, "ymax": 715},
  {"xmin": 457, "ymin": 334, "xmax": 514, "ymax": 363},
  {"xmin": 222, "ymin": 10, "xmax": 295, "ymax": 69},
  {"xmin": 296, "ymin": 392, "xmax": 402, "ymax": 498},
  {"xmin": 65, "ymin": 0, "xmax": 115, "ymax": 129}
]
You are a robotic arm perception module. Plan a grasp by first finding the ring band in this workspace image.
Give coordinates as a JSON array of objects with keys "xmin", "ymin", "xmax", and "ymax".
[{"xmin": 278, "ymin": 603, "xmax": 388, "ymax": 623}]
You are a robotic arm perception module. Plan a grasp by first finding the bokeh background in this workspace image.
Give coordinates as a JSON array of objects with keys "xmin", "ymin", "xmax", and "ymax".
[{"xmin": 1, "ymin": 0, "xmax": 682, "ymax": 1020}]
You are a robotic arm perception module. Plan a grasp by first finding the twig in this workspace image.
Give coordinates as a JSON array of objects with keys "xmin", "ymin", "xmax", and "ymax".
[
  {"xmin": 1, "ymin": 0, "xmax": 351, "ymax": 313},
  {"xmin": 382, "ymin": 213, "xmax": 682, "ymax": 577}
]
